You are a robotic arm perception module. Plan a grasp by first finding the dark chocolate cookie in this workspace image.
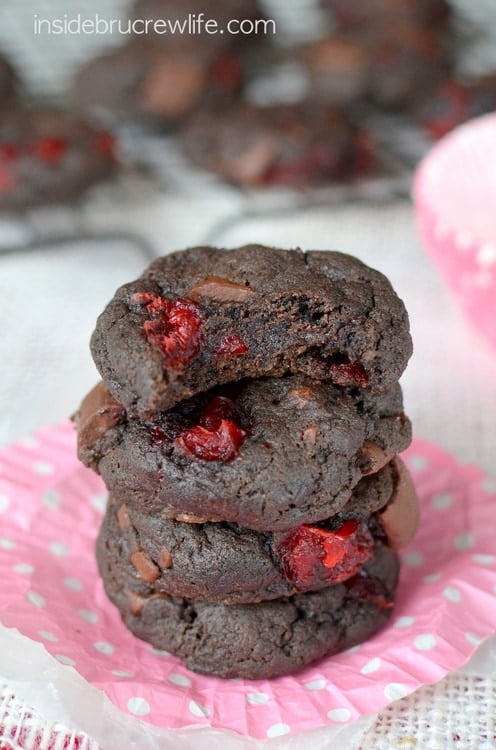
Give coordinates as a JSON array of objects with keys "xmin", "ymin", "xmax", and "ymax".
[
  {"xmin": 322, "ymin": 0, "xmax": 451, "ymax": 30},
  {"xmin": 77, "ymin": 377, "xmax": 411, "ymax": 530},
  {"xmin": 97, "ymin": 537, "xmax": 399, "ymax": 679},
  {"xmin": 132, "ymin": 0, "xmax": 265, "ymax": 56},
  {"xmin": 365, "ymin": 23, "xmax": 449, "ymax": 109},
  {"xmin": 90, "ymin": 246, "xmax": 412, "ymax": 417},
  {"xmin": 180, "ymin": 102, "xmax": 373, "ymax": 186},
  {"xmin": 72, "ymin": 40, "xmax": 245, "ymax": 126},
  {"xmin": 98, "ymin": 457, "xmax": 415, "ymax": 604},
  {"xmin": 0, "ymin": 107, "xmax": 117, "ymax": 212},
  {"xmin": 414, "ymin": 75, "xmax": 496, "ymax": 140},
  {"xmin": 301, "ymin": 37, "xmax": 371, "ymax": 107}
]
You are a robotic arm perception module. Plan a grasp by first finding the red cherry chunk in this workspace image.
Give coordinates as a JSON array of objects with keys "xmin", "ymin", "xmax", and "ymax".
[
  {"xmin": 175, "ymin": 396, "xmax": 246, "ymax": 462},
  {"xmin": 422, "ymin": 81, "xmax": 471, "ymax": 139},
  {"xmin": 329, "ymin": 360, "xmax": 369, "ymax": 388},
  {"xmin": 215, "ymin": 333, "xmax": 248, "ymax": 357},
  {"xmin": 211, "ymin": 54, "xmax": 243, "ymax": 90},
  {"xmin": 0, "ymin": 144, "xmax": 20, "ymax": 192},
  {"xmin": 32, "ymin": 136, "xmax": 68, "ymax": 163},
  {"xmin": 199, "ymin": 396, "xmax": 235, "ymax": 430},
  {"xmin": 131, "ymin": 292, "xmax": 203, "ymax": 368},
  {"xmin": 95, "ymin": 130, "xmax": 117, "ymax": 160},
  {"xmin": 0, "ymin": 143, "xmax": 21, "ymax": 160},
  {"xmin": 345, "ymin": 573, "xmax": 393, "ymax": 611},
  {"xmin": 0, "ymin": 164, "xmax": 15, "ymax": 193},
  {"xmin": 276, "ymin": 519, "xmax": 374, "ymax": 586}
]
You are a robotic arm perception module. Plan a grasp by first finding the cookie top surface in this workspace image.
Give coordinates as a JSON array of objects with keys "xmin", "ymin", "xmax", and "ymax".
[
  {"xmin": 180, "ymin": 102, "xmax": 372, "ymax": 186},
  {"xmin": 98, "ymin": 536, "xmax": 399, "ymax": 679},
  {"xmin": 0, "ymin": 107, "xmax": 117, "ymax": 211},
  {"xmin": 98, "ymin": 457, "xmax": 414, "ymax": 604},
  {"xmin": 72, "ymin": 40, "xmax": 245, "ymax": 125},
  {"xmin": 90, "ymin": 245, "xmax": 412, "ymax": 417},
  {"xmin": 76, "ymin": 377, "xmax": 411, "ymax": 530}
]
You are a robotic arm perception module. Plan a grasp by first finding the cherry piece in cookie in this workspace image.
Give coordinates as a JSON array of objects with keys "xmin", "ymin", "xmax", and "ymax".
[
  {"xmin": 0, "ymin": 107, "xmax": 118, "ymax": 211},
  {"xmin": 94, "ymin": 131, "xmax": 117, "ymax": 160},
  {"xmin": 211, "ymin": 53, "xmax": 244, "ymax": 90},
  {"xmin": 0, "ymin": 144, "xmax": 21, "ymax": 160},
  {"xmin": 215, "ymin": 334, "xmax": 248, "ymax": 356},
  {"xmin": 328, "ymin": 356, "xmax": 369, "ymax": 388},
  {"xmin": 0, "ymin": 163, "xmax": 16, "ymax": 193},
  {"xmin": 131, "ymin": 292, "xmax": 203, "ymax": 368},
  {"xmin": 32, "ymin": 136, "xmax": 68, "ymax": 163},
  {"xmin": 174, "ymin": 395, "xmax": 247, "ymax": 462},
  {"xmin": 275, "ymin": 519, "xmax": 374, "ymax": 587},
  {"xmin": 345, "ymin": 573, "xmax": 393, "ymax": 611}
]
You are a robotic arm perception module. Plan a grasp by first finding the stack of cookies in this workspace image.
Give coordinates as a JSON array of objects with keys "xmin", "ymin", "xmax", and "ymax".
[{"xmin": 76, "ymin": 245, "xmax": 417, "ymax": 679}]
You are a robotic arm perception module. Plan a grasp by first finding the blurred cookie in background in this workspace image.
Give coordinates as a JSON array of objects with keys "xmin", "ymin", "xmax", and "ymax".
[
  {"xmin": 414, "ymin": 74, "xmax": 496, "ymax": 138},
  {"xmin": 0, "ymin": 107, "xmax": 118, "ymax": 212},
  {"xmin": 180, "ymin": 101, "xmax": 373, "ymax": 187},
  {"xmin": 72, "ymin": 39, "xmax": 246, "ymax": 127},
  {"xmin": 321, "ymin": 0, "xmax": 452, "ymax": 31},
  {"xmin": 132, "ymin": 0, "xmax": 266, "ymax": 55},
  {"xmin": 365, "ymin": 22, "xmax": 451, "ymax": 109},
  {"xmin": 0, "ymin": 51, "xmax": 19, "ymax": 111},
  {"xmin": 301, "ymin": 36, "xmax": 370, "ymax": 107}
]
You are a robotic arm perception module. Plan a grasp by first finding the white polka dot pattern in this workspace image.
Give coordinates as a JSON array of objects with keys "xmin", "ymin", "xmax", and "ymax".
[
  {"xmin": 443, "ymin": 586, "xmax": 461, "ymax": 603},
  {"xmin": 246, "ymin": 692, "xmax": 269, "ymax": 705},
  {"xmin": 0, "ymin": 425, "xmax": 495, "ymax": 740},
  {"xmin": 0, "ymin": 494, "xmax": 9, "ymax": 513},
  {"xmin": 168, "ymin": 673, "xmax": 191, "ymax": 688},
  {"xmin": 327, "ymin": 708, "xmax": 351, "ymax": 722},
  {"xmin": 127, "ymin": 697, "xmax": 150, "ymax": 716},
  {"xmin": 32, "ymin": 461, "xmax": 54, "ymax": 475},
  {"xmin": 414, "ymin": 635, "xmax": 437, "ymax": 652},
  {"xmin": 304, "ymin": 679, "xmax": 327, "ymax": 691},
  {"xmin": 266, "ymin": 723, "xmax": 290, "ymax": 738},
  {"xmin": 361, "ymin": 658, "xmax": 381, "ymax": 675},
  {"xmin": 384, "ymin": 683, "xmax": 409, "ymax": 701},
  {"xmin": 188, "ymin": 701, "xmax": 210, "ymax": 718}
]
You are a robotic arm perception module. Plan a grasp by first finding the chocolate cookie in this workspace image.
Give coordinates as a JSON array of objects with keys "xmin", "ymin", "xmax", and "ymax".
[
  {"xmin": 414, "ymin": 75, "xmax": 496, "ymax": 140},
  {"xmin": 365, "ymin": 23, "xmax": 449, "ymax": 109},
  {"xmin": 97, "ymin": 537, "xmax": 399, "ymax": 679},
  {"xmin": 301, "ymin": 37, "xmax": 371, "ymax": 107},
  {"xmin": 98, "ymin": 457, "xmax": 416, "ymax": 604},
  {"xmin": 76, "ymin": 377, "xmax": 411, "ymax": 530},
  {"xmin": 322, "ymin": 0, "xmax": 451, "ymax": 30},
  {"xmin": 180, "ymin": 102, "xmax": 373, "ymax": 187},
  {"xmin": 0, "ymin": 107, "xmax": 117, "ymax": 212},
  {"xmin": 72, "ymin": 40, "xmax": 245, "ymax": 125},
  {"xmin": 132, "ymin": 0, "xmax": 265, "ymax": 56},
  {"xmin": 90, "ymin": 246, "xmax": 413, "ymax": 417}
]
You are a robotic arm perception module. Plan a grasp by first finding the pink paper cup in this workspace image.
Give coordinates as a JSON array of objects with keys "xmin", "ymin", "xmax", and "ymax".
[{"xmin": 413, "ymin": 112, "xmax": 496, "ymax": 351}]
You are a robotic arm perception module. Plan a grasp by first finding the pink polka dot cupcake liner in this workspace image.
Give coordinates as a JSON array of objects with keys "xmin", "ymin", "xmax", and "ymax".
[
  {"xmin": 1, "ymin": 422, "xmax": 496, "ymax": 740},
  {"xmin": 413, "ymin": 112, "xmax": 496, "ymax": 351}
]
